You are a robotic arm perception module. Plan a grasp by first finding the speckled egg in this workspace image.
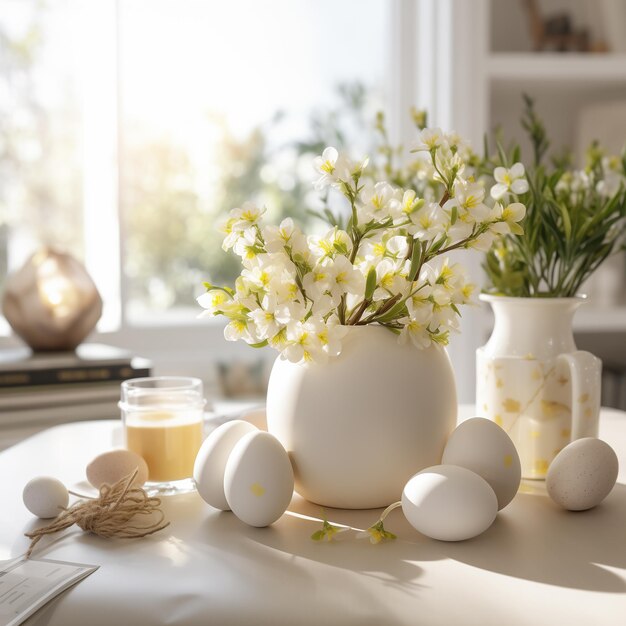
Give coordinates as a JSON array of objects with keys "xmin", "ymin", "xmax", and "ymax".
[
  {"xmin": 546, "ymin": 438, "xmax": 618, "ymax": 511},
  {"xmin": 23, "ymin": 476, "xmax": 69, "ymax": 519},
  {"xmin": 402, "ymin": 465, "xmax": 498, "ymax": 541},
  {"xmin": 86, "ymin": 449, "xmax": 149, "ymax": 488},
  {"xmin": 224, "ymin": 431, "xmax": 294, "ymax": 527},
  {"xmin": 442, "ymin": 417, "xmax": 521, "ymax": 510},
  {"xmin": 194, "ymin": 419, "xmax": 258, "ymax": 510}
]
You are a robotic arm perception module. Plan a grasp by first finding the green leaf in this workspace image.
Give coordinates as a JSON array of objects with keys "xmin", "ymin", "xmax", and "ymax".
[
  {"xmin": 248, "ymin": 340, "xmax": 269, "ymax": 349},
  {"xmin": 555, "ymin": 201, "xmax": 572, "ymax": 240},
  {"xmin": 311, "ymin": 530, "xmax": 325, "ymax": 541},
  {"xmin": 376, "ymin": 301, "xmax": 408, "ymax": 323},
  {"xmin": 324, "ymin": 208, "xmax": 342, "ymax": 228},
  {"xmin": 202, "ymin": 282, "xmax": 234, "ymax": 296},
  {"xmin": 364, "ymin": 268, "xmax": 377, "ymax": 300},
  {"xmin": 408, "ymin": 240, "xmax": 423, "ymax": 281},
  {"xmin": 333, "ymin": 241, "xmax": 349, "ymax": 256}
]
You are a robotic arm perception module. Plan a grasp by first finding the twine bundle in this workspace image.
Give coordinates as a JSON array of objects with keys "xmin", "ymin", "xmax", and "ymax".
[{"xmin": 25, "ymin": 469, "xmax": 169, "ymax": 557}]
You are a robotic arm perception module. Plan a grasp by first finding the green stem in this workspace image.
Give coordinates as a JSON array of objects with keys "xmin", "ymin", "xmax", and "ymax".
[{"xmin": 379, "ymin": 501, "xmax": 402, "ymax": 523}]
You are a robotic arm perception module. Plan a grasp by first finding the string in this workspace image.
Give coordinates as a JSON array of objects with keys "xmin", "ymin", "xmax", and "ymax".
[{"xmin": 25, "ymin": 469, "xmax": 169, "ymax": 558}]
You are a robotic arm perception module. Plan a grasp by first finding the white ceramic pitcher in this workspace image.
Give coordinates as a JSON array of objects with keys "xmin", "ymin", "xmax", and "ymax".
[{"xmin": 476, "ymin": 295, "xmax": 602, "ymax": 479}]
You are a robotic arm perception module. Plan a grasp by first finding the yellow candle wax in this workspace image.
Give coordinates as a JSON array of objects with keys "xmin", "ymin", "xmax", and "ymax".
[{"xmin": 125, "ymin": 410, "xmax": 203, "ymax": 482}]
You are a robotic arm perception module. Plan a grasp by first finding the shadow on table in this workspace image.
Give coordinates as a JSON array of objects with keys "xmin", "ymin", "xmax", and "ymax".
[
  {"xmin": 192, "ymin": 482, "xmax": 626, "ymax": 596},
  {"xmin": 439, "ymin": 483, "xmax": 626, "ymax": 593}
]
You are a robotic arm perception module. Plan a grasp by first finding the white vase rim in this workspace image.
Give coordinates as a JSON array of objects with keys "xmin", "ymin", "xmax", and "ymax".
[{"xmin": 479, "ymin": 293, "xmax": 587, "ymax": 305}]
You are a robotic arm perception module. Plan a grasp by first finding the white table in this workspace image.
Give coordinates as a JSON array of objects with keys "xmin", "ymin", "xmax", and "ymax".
[{"xmin": 1, "ymin": 406, "xmax": 625, "ymax": 626}]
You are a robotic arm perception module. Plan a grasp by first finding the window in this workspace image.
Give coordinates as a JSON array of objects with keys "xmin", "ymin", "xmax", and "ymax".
[{"xmin": 0, "ymin": 0, "xmax": 395, "ymax": 330}]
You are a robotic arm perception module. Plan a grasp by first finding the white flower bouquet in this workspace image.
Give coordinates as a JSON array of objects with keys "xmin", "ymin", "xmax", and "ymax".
[{"xmin": 199, "ymin": 127, "xmax": 527, "ymax": 363}]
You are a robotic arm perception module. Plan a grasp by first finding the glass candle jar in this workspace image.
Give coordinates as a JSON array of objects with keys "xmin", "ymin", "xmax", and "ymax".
[{"xmin": 119, "ymin": 377, "xmax": 206, "ymax": 494}]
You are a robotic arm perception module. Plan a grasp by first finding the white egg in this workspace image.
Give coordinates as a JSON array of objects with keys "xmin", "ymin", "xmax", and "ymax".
[
  {"xmin": 224, "ymin": 431, "xmax": 294, "ymax": 527},
  {"xmin": 194, "ymin": 420, "xmax": 257, "ymax": 510},
  {"xmin": 401, "ymin": 465, "xmax": 498, "ymax": 541},
  {"xmin": 86, "ymin": 449, "xmax": 149, "ymax": 488},
  {"xmin": 546, "ymin": 437, "xmax": 619, "ymax": 511},
  {"xmin": 23, "ymin": 476, "xmax": 69, "ymax": 519},
  {"xmin": 442, "ymin": 417, "xmax": 521, "ymax": 510}
]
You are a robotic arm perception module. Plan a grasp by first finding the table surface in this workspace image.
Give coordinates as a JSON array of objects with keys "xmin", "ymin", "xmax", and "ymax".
[{"xmin": 1, "ymin": 405, "xmax": 625, "ymax": 626}]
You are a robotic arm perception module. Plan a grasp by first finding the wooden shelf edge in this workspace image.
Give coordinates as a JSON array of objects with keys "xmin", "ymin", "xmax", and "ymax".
[{"xmin": 487, "ymin": 52, "xmax": 626, "ymax": 82}]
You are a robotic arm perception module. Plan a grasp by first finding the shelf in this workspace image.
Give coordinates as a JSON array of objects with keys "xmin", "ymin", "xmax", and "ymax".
[{"xmin": 487, "ymin": 53, "xmax": 626, "ymax": 82}]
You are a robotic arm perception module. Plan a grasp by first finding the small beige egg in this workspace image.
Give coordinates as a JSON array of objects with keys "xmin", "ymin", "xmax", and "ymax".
[
  {"xmin": 402, "ymin": 465, "xmax": 498, "ymax": 541},
  {"xmin": 86, "ymin": 449, "xmax": 149, "ymax": 489},
  {"xmin": 224, "ymin": 431, "xmax": 294, "ymax": 527},
  {"xmin": 442, "ymin": 417, "xmax": 521, "ymax": 510},
  {"xmin": 23, "ymin": 476, "xmax": 69, "ymax": 519},
  {"xmin": 546, "ymin": 438, "xmax": 618, "ymax": 511},
  {"xmin": 194, "ymin": 420, "xmax": 258, "ymax": 510}
]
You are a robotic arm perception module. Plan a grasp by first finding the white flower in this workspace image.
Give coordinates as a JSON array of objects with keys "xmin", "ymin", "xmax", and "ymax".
[
  {"xmin": 413, "ymin": 127, "xmax": 444, "ymax": 152},
  {"xmin": 232, "ymin": 227, "xmax": 260, "ymax": 261},
  {"xmin": 263, "ymin": 218, "xmax": 308, "ymax": 254},
  {"xmin": 224, "ymin": 317, "xmax": 258, "ymax": 344},
  {"xmin": 328, "ymin": 255, "xmax": 365, "ymax": 298},
  {"xmin": 392, "ymin": 189, "xmax": 424, "ymax": 223},
  {"xmin": 333, "ymin": 153, "xmax": 369, "ymax": 185},
  {"xmin": 197, "ymin": 289, "xmax": 231, "ymax": 317},
  {"xmin": 308, "ymin": 228, "xmax": 352, "ymax": 260},
  {"xmin": 302, "ymin": 262, "xmax": 334, "ymax": 301},
  {"xmin": 221, "ymin": 217, "xmax": 240, "ymax": 251},
  {"xmin": 241, "ymin": 263, "xmax": 273, "ymax": 291},
  {"xmin": 453, "ymin": 180, "xmax": 490, "ymax": 222},
  {"xmin": 248, "ymin": 293, "xmax": 303, "ymax": 341},
  {"xmin": 313, "ymin": 147, "xmax": 339, "ymax": 189},
  {"xmin": 486, "ymin": 201, "xmax": 526, "ymax": 237},
  {"xmin": 399, "ymin": 305, "xmax": 432, "ymax": 349},
  {"xmin": 430, "ymin": 303, "xmax": 459, "ymax": 334},
  {"xmin": 359, "ymin": 182, "xmax": 398, "ymax": 222},
  {"xmin": 501, "ymin": 202, "xmax": 526, "ymax": 220},
  {"xmin": 490, "ymin": 163, "xmax": 529, "ymax": 200},
  {"xmin": 229, "ymin": 202, "xmax": 266, "ymax": 231},
  {"xmin": 283, "ymin": 320, "xmax": 325, "ymax": 363},
  {"xmin": 417, "ymin": 264, "xmax": 451, "ymax": 306},
  {"xmin": 469, "ymin": 230, "xmax": 498, "ymax": 252},
  {"xmin": 411, "ymin": 202, "xmax": 448, "ymax": 241},
  {"xmin": 360, "ymin": 234, "xmax": 408, "ymax": 262},
  {"xmin": 322, "ymin": 316, "xmax": 347, "ymax": 356},
  {"xmin": 271, "ymin": 268, "xmax": 300, "ymax": 303},
  {"xmin": 373, "ymin": 258, "xmax": 406, "ymax": 301},
  {"xmin": 310, "ymin": 292, "xmax": 336, "ymax": 317}
]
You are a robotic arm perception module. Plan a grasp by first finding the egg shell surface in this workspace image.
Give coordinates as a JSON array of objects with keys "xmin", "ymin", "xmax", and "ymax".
[
  {"xmin": 546, "ymin": 437, "xmax": 618, "ymax": 511},
  {"xmin": 442, "ymin": 417, "xmax": 521, "ymax": 510},
  {"xmin": 194, "ymin": 419, "xmax": 258, "ymax": 510},
  {"xmin": 224, "ymin": 430, "xmax": 294, "ymax": 527},
  {"xmin": 86, "ymin": 449, "xmax": 149, "ymax": 488},
  {"xmin": 402, "ymin": 464, "xmax": 498, "ymax": 541},
  {"xmin": 23, "ymin": 476, "xmax": 69, "ymax": 519}
]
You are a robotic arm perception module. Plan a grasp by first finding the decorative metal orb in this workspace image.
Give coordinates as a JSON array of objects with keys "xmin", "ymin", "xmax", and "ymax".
[{"xmin": 2, "ymin": 248, "xmax": 103, "ymax": 351}]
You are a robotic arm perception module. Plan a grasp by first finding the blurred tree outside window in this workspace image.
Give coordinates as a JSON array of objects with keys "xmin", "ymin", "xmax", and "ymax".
[
  {"xmin": 0, "ymin": 0, "xmax": 392, "ymax": 329},
  {"xmin": 0, "ymin": 0, "xmax": 84, "ymax": 303}
]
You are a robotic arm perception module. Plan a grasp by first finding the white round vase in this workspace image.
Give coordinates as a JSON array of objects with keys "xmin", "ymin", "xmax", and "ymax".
[{"xmin": 266, "ymin": 325, "xmax": 458, "ymax": 509}]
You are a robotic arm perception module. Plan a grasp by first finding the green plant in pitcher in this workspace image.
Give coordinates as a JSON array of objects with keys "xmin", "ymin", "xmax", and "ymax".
[{"xmin": 482, "ymin": 95, "xmax": 626, "ymax": 298}]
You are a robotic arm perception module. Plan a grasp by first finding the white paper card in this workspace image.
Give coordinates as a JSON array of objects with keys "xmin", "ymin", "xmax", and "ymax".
[{"xmin": 0, "ymin": 557, "xmax": 98, "ymax": 626}]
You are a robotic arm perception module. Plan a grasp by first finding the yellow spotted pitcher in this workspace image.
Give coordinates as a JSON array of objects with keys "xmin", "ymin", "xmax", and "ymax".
[{"xmin": 476, "ymin": 295, "xmax": 601, "ymax": 479}]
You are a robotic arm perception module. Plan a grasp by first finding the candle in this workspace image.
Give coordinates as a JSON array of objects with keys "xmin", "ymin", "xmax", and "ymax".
[{"xmin": 120, "ymin": 377, "xmax": 206, "ymax": 494}]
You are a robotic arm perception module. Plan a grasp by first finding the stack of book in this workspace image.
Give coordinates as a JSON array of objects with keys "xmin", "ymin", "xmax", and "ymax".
[{"xmin": 0, "ymin": 343, "xmax": 151, "ymax": 449}]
